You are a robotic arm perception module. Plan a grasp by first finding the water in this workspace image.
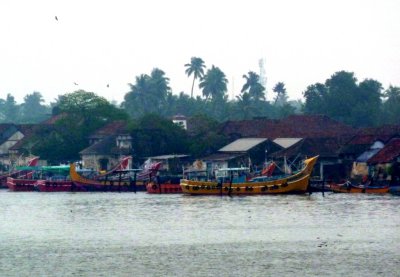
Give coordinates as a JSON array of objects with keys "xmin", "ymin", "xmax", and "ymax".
[{"xmin": 0, "ymin": 190, "xmax": 399, "ymax": 277}]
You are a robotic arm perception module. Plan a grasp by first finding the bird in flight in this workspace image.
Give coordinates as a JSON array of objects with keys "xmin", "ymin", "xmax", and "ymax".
[
  {"xmin": 55, "ymin": 16, "xmax": 58, "ymax": 21},
  {"xmin": 74, "ymin": 82, "xmax": 79, "ymax": 86},
  {"xmin": 107, "ymin": 84, "xmax": 110, "ymax": 88}
]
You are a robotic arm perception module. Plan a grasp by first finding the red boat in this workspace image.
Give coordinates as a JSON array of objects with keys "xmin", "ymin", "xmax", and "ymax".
[
  {"xmin": 331, "ymin": 181, "xmax": 389, "ymax": 193},
  {"xmin": 35, "ymin": 180, "xmax": 85, "ymax": 192},
  {"xmin": 1, "ymin": 157, "xmax": 39, "ymax": 188},
  {"xmin": 7, "ymin": 177, "xmax": 37, "ymax": 192},
  {"xmin": 146, "ymin": 176, "xmax": 182, "ymax": 194}
]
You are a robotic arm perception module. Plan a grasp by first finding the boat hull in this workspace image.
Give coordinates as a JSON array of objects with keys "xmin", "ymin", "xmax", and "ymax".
[
  {"xmin": 35, "ymin": 180, "xmax": 86, "ymax": 192},
  {"xmin": 330, "ymin": 183, "xmax": 389, "ymax": 193},
  {"xmin": 6, "ymin": 178, "xmax": 36, "ymax": 192},
  {"xmin": 146, "ymin": 182, "xmax": 182, "ymax": 194},
  {"xmin": 72, "ymin": 181, "xmax": 146, "ymax": 192},
  {"xmin": 180, "ymin": 174, "xmax": 310, "ymax": 195}
]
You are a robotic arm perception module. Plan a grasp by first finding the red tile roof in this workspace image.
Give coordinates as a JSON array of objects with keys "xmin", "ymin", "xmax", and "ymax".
[
  {"xmin": 367, "ymin": 138, "xmax": 400, "ymax": 164},
  {"xmin": 89, "ymin": 120, "xmax": 128, "ymax": 138},
  {"xmin": 219, "ymin": 115, "xmax": 356, "ymax": 139}
]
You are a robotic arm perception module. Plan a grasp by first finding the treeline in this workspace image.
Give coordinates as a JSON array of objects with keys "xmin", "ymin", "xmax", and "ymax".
[{"xmin": 1, "ymin": 57, "xmax": 400, "ymax": 127}]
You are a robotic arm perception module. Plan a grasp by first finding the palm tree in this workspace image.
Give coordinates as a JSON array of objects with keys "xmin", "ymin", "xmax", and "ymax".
[
  {"xmin": 199, "ymin": 65, "xmax": 228, "ymax": 101},
  {"xmin": 185, "ymin": 57, "xmax": 206, "ymax": 98},
  {"xmin": 241, "ymin": 71, "xmax": 265, "ymax": 100},
  {"xmin": 273, "ymin": 82, "xmax": 287, "ymax": 105}
]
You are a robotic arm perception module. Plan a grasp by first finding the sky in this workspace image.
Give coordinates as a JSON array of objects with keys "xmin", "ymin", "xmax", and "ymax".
[{"xmin": 1, "ymin": 0, "xmax": 399, "ymax": 105}]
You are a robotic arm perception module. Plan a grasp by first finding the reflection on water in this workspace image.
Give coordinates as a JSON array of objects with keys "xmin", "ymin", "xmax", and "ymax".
[{"xmin": 0, "ymin": 191, "xmax": 399, "ymax": 276}]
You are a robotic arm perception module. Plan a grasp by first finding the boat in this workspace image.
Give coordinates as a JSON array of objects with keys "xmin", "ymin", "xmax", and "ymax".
[
  {"xmin": 6, "ymin": 165, "xmax": 78, "ymax": 192},
  {"xmin": 0, "ymin": 157, "xmax": 39, "ymax": 188},
  {"xmin": 330, "ymin": 181, "xmax": 389, "ymax": 193},
  {"xmin": 6, "ymin": 177, "xmax": 38, "ymax": 192},
  {"xmin": 146, "ymin": 175, "xmax": 182, "ymax": 194},
  {"xmin": 180, "ymin": 156, "xmax": 318, "ymax": 195},
  {"xmin": 69, "ymin": 163, "xmax": 143, "ymax": 192}
]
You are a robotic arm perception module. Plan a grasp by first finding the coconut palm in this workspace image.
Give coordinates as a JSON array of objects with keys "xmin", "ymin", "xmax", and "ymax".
[
  {"xmin": 273, "ymin": 82, "xmax": 287, "ymax": 105},
  {"xmin": 241, "ymin": 71, "xmax": 265, "ymax": 100},
  {"xmin": 185, "ymin": 57, "xmax": 206, "ymax": 98},
  {"xmin": 199, "ymin": 65, "xmax": 228, "ymax": 101}
]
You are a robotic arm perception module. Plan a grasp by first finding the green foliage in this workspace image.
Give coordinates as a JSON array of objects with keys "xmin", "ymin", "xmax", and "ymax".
[
  {"xmin": 303, "ymin": 71, "xmax": 383, "ymax": 127},
  {"xmin": 199, "ymin": 65, "xmax": 228, "ymax": 101},
  {"xmin": 31, "ymin": 90, "xmax": 128, "ymax": 163},
  {"xmin": 273, "ymin": 82, "xmax": 288, "ymax": 106},
  {"xmin": 19, "ymin": 92, "xmax": 51, "ymax": 123},
  {"xmin": 0, "ymin": 94, "xmax": 20, "ymax": 123},
  {"xmin": 185, "ymin": 57, "xmax": 206, "ymax": 98},
  {"xmin": 186, "ymin": 114, "xmax": 228, "ymax": 157},
  {"xmin": 123, "ymin": 68, "xmax": 171, "ymax": 118},
  {"xmin": 381, "ymin": 85, "xmax": 400, "ymax": 124},
  {"xmin": 129, "ymin": 114, "xmax": 189, "ymax": 158},
  {"xmin": 241, "ymin": 71, "xmax": 265, "ymax": 101}
]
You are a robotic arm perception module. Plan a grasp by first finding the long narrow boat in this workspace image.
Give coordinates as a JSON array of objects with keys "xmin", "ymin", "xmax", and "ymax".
[
  {"xmin": 7, "ymin": 177, "xmax": 37, "ymax": 192},
  {"xmin": 330, "ymin": 182, "xmax": 389, "ymax": 193},
  {"xmin": 180, "ymin": 156, "xmax": 318, "ymax": 195},
  {"xmin": 69, "ymin": 163, "xmax": 144, "ymax": 192}
]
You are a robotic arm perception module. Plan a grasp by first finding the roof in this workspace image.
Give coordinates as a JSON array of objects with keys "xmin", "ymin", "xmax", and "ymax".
[
  {"xmin": 219, "ymin": 138, "xmax": 267, "ymax": 152},
  {"xmin": 89, "ymin": 121, "xmax": 128, "ymax": 138},
  {"xmin": 219, "ymin": 115, "xmax": 356, "ymax": 139},
  {"xmin": 148, "ymin": 154, "xmax": 189, "ymax": 160},
  {"xmin": 201, "ymin": 152, "xmax": 244, "ymax": 162},
  {"xmin": 356, "ymin": 148, "xmax": 382, "ymax": 162},
  {"xmin": 270, "ymin": 137, "xmax": 343, "ymax": 159},
  {"xmin": 273, "ymin": 138, "xmax": 303, "ymax": 148},
  {"xmin": 0, "ymin": 124, "xmax": 18, "ymax": 145},
  {"xmin": 80, "ymin": 135, "xmax": 132, "ymax": 156},
  {"xmin": 367, "ymin": 138, "xmax": 400, "ymax": 164}
]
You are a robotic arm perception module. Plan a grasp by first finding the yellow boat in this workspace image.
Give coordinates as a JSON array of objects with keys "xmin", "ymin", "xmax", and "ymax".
[{"xmin": 180, "ymin": 156, "xmax": 318, "ymax": 195}]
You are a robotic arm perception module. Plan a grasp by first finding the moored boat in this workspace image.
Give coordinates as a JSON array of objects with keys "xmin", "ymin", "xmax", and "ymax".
[
  {"xmin": 69, "ymin": 163, "xmax": 144, "ymax": 192},
  {"xmin": 146, "ymin": 175, "xmax": 182, "ymax": 194},
  {"xmin": 330, "ymin": 181, "xmax": 389, "ymax": 193},
  {"xmin": 7, "ymin": 177, "xmax": 37, "ymax": 192},
  {"xmin": 180, "ymin": 156, "xmax": 318, "ymax": 195}
]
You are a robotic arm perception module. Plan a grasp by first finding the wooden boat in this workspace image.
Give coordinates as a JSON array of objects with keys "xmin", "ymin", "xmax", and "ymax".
[
  {"xmin": 180, "ymin": 156, "xmax": 318, "ymax": 195},
  {"xmin": 35, "ymin": 179, "xmax": 85, "ymax": 192},
  {"xmin": 330, "ymin": 182, "xmax": 389, "ymax": 193},
  {"xmin": 7, "ymin": 177, "xmax": 37, "ymax": 192},
  {"xmin": 0, "ymin": 157, "xmax": 39, "ymax": 188},
  {"xmin": 70, "ymin": 163, "xmax": 143, "ymax": 192},
  {"xmin": 146, "ymin": 175, "xmax": 182, "ymax": 194}
]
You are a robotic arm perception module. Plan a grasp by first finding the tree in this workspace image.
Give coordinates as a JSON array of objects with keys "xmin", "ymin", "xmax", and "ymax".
[
  {"xmin": 185, "ymin": 57, "xmax": 206, "ymax": 98},
  {"xmin": 273, "ymin": 82, "xmax": 288, "ymax": 106},
  {"xmin": 381, "ymin": 85, "xmax": 400, "ymax": 124},
  {"xmin": 302, "ymin": 83, "xmax": 328, "ymax": 114},
  {"xmin": 199, "ymin": 65, "xmax": 228, "ymax": 101},
  {"xmin": 1, "ymin": 94, "xmax": 19, "ymax": 123},
  {"xmin": 241, "ymin": 71, "xmax": 265, "ymax": 100},
  {"xmin": 20, "ymin": 92, "xmax": 50, "ymax": 123},
  {"xmin": 129, "ymin": 114, "xmax": 189, "ymax": 158},
  {"xmin": 32, "ymin": 90, "xmax": 128, "ymax": 163},
  {"xmin": 123, "ymin": 68, "xmax": 171, "ymax": 118}
]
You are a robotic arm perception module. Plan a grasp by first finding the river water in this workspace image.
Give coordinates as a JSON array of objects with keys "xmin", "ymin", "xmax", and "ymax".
[{"xmin": 0, "ymin": 190, "xmax": 399, "ymax": 277}]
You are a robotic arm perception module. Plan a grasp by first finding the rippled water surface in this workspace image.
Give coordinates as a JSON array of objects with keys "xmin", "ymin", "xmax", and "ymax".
[{"xmin": 0, "ymin": 190, "xmax": 399, "ymax": 277}]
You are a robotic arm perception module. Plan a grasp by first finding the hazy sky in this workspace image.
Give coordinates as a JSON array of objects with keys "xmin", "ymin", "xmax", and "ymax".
[{"xmin": 1, "ymin": 0, "xmax": 399, "ymax": 104}]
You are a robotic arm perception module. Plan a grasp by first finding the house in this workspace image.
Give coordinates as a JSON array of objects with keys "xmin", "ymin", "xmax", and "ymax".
[
  {"xmin": 201, "ymin": 137, "xmax": 283, "ymax": 172},
  {"xmin": 0, "ymin": 124, "xmax": 35, "ymax": 170},
  {"xmin": 269, "ymin": 137, "xmax": 346, "ymax": 181},
  {"xmin": 367, "ymin": 137, "xmax": 400, "ymax": 184},
  {"xmin": 79, "ymin": 121, "xmax": 132, "ymax": 171},
  {"xmin": 146, "ymin": 154, "xmax": 190, "ymax": 174}
]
